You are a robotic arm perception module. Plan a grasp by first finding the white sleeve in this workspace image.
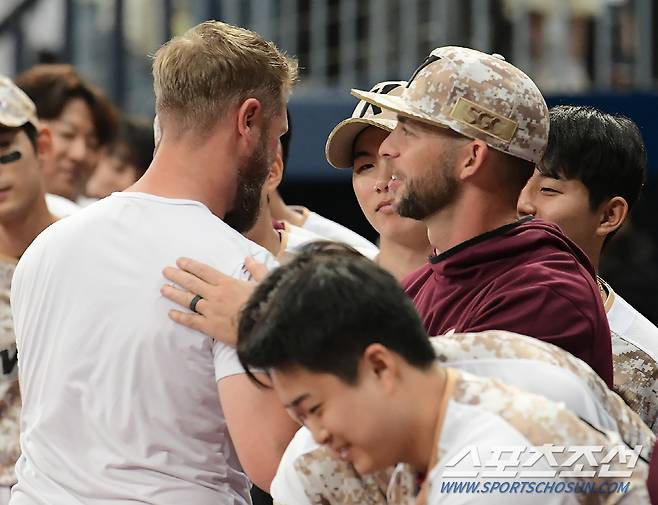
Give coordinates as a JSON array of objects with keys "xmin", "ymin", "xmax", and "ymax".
[
  {"xmin": 270, "ymin": 429, "xmax": 318, "ymax": 505},
  {"xmin": 213, "ymin": 246, "xmax": 277, "ymax": 382},
  {"xmin": 302, "ymin": 212, "xmax": 378, "ymax": 254},
  {"xmin": 212, "ymin": 341, "xmax": 245, "ymax": 382}
]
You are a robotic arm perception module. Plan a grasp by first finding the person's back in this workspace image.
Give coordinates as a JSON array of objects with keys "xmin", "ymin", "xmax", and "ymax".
[
  {"xmin": 11, "ymin": 193, "xmax": 271, "ymax": 504},
  {"xmin": 10, "ymin": 20, "xmax": 299, "ymax": 504}
]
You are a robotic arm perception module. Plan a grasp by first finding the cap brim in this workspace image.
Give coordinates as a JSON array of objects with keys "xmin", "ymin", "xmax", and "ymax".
[
  {"xmin": 325, "ymin": 117, "xmax": 397, "ymax": 169},
  {"xmin": 351, "ymin": 89, "xmax": 450, "ymax": 131},
  {"xmin": 0, "ymin": 115, "xmax": 32, "ymax": 129}
]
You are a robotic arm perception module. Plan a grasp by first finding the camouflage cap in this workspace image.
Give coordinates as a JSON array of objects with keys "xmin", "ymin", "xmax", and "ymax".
[
  {"xmin": 0, "ymin": 76, "xmax": 39, "ymax": 130},
  {"xmin": 351, "ymin": 47, "xmax": 549, "ymax": 164},
  {"xmin": 325, "ymin": 81, "xmax": 405, "ymax": 169}
]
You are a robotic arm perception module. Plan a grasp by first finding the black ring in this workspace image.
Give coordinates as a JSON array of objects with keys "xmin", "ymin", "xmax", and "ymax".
[{"xmin": 189, "ymin": 294, "xmax": 203, "ymax": 313}]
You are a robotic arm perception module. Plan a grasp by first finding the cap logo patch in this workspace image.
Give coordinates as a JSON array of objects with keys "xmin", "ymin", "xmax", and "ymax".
[
  {"xmin": 356, "ymin": 101, "xmax": 382, "ymax": 118},
  {"xmin": 450, "ymin": 97, "xmax": 517, "ymax": 142}
]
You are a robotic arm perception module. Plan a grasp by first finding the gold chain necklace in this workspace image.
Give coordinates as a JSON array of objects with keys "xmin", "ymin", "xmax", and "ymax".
[{"xmin": 596, "ymin": 278, "xmax": 607, "ymax": 303}]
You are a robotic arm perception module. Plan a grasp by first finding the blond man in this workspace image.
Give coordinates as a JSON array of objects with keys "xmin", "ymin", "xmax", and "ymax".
[{"xmin": 10, "ymin": 21, "xmax": 298, "ymax": 504}]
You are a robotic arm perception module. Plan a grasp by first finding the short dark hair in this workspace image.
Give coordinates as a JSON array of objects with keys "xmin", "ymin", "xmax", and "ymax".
[
  {"xmin": 539, "ymin": 105, "xmax": 646, "ymax": 213},
  {"xmin": 107, "ymin": 115, "xmax": 155, "ymax": 178},
  {"xmin": 16, "ymin": 64, "xmax": 118, "ymax": 147},
  {"xmin": 237, "ymin": 242, "xmax": 435, "ymax": 385}
]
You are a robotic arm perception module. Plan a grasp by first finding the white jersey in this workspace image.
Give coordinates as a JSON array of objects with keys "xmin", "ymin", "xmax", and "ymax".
[
  {"xmin": 10, "ymin": 192, "xmax": 274, "ymax": 505},
  {"xmin": 278, "ymin": 222, "xmax": 378, "ymax": 262},
  {"xmin": 276, "ymin": 222, "xmax": 325, "ymax": 263},
  {"xmin": 273, "ymin": 369, "xmax": 649, "ymax": 505},
  {"xmin": 45, "ymin": 193, "xmax": 81, "ymax": 217},
  {"xmin": 602, "ymin": 279, "xmax": 658, "ymax": 434},
  {"xmin": 271, "ymin": 331, "xmax": 654, "ymax": 505},
  {"xmin": 426, "ymin": 369, "xmax": 649, "ymax": 504},
  {"xmin": 290, "ymin": 206, "xmax": 379, "ymax": 259}
]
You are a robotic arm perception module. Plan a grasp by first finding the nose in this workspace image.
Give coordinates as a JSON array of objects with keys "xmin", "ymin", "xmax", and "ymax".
[
  {"xmin": 68, "ymin": 135, "xmax": 88, "ymax": 163},
  {"xmin": 306, "ymin": 418, "xmax": 331, "ymax": 445},
  {"xmin": 378, "ymin": 127, "xmax": 399, "ymax": 159},
  {"xmin": 373, "ymin": 175, "xmax": 390, "ymax": 193},
  {"xmin": 517, "ymin": 185, "xmax": 536, "ymax": 217}
]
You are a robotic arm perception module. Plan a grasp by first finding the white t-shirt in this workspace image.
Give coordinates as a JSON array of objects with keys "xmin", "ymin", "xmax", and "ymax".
[
  {"xmin": 291, "ymin": 207, "xmax": 379, "ymax": 259},
  {"xmin": 10, "ymin": 192, "xmax": 274, "ymax": 505},
  {"xmin": 277, "ymin": 222, "xmax": 378, "ymax": 262},
  {"xmin": 45, "ymin": 193, "xmax": 81, "ymax": 217}
]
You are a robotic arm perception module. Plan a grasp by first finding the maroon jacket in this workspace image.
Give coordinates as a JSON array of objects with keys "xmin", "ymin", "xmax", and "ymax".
[
  {"xmin": 650, "ymin": 439, "xmax": 658, "ymax": 504},
  {"xmin": 403, "ymin": 217, "xmax": 613, "ymax": 386}
]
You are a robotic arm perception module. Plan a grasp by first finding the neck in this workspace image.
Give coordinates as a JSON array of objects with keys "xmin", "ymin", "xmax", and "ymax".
[
  {"xmin": 377, "ymin": 234, "xmax": 431, "ymax": 281},
  {"xmin": 405, "ymin": 365, "xmax": 449, "ymax": 472},
  {"xmin": 0, "ymin": 196, "xmax": 56, "ymax": 258},
  {"xmin": 128, "ymin": 133, "xmax": 235, "ymax": 218},
  {"xmin": 270, "ymin": 190, "xmax": 306, "ymax": 227},
  {"xmin": 426, "ymin": 192, "xmax": 519, "ymax": 253},
  {"xmin": 245, "ymin": 201, "xmax": 281, "ymax": 256}
]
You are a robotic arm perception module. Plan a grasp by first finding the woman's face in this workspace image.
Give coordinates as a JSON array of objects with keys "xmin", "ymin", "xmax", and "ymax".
[
  {"xmin": 351, "ymin": 126, "xmax": 428, "ymax": 243},
  {"xmin": 41, "ymin": 98, "xmax": 100, "ymax": 201}
]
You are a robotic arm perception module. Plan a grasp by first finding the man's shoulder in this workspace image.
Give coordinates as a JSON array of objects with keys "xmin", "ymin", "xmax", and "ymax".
[
  {"xmin": 401, "ymin": 262, "xmax": 432, "ymax": 291},
  {"xmin": 434, "ymin": 331, "xmax": 584, "ymax": 369},
  {"xmin": 284, "ymin": 441, "xmax": 392, "ymax": 505},
  {"xmin": 486, "ymin": 254, "xmax": 599, "ymax": 309},
  {"xmin": 449, "ymin": 369, "xmax": 608, "ymax": 446},
  {"xmin": 607, "ymin": 288, "xmax": 658, "ymax": 349},
  {"xmin": 302, "ymin": 211, "xmax": 378, "ymax": 252}
]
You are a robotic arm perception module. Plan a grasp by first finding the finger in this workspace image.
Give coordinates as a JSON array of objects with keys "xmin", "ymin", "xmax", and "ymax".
[
  {"xmin": 168, "ymin": 309, "xmax": 209, "ymax": 334},
  {"xmin": 162, "ymin": 285, "xmax": 208, "ymax": 315},
  {"xmin": 161, "ymin": 283, "xmax": 195, "ymax": 308},
  {"xmin": 244, "ymin": 256, "xmax": 269, "ymax": 282},
  {"xmin": 176, "ymin": 257, "xmax": 228, "ymax": 285},
  {"xmin": 162, "ymin": 267, "xmax": 213, "ymax": 299}
]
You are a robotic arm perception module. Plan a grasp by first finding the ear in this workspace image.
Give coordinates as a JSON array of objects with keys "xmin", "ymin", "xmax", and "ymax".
[
  {"xmin": 595, "ymin": 196, "xmax": 628, "ymax": 239},
  {"xmin": 265, "ymin": 143, "xmax": 284, "ymax": 194},
  {"xmin": 361, "ymin": 343, "xmax": 399, "ymax": 394},
  {"xmin": 457, "ymin": 139, "xmax": 488, "ymax": 180},
  {"xmin": 36, "ymin": 126, "xmax": 53, "ymax": 163},
  {"xmin": 236, "ymin": 98, "xmax": 263, "ymax": 141}
]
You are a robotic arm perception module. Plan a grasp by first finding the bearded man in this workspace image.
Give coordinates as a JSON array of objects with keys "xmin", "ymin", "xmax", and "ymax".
[
  {"xmin": 353, "ymin": 47, "xmax": 613, "ymax": 386},
  {"xmin": 10, "ymin": 21, "xmax": 298, "ymax": 505}
]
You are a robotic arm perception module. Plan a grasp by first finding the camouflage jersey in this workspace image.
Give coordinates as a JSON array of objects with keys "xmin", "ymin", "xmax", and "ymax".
[
  {"xmin": 431, "ymin": 331, "xmax": 654, "ymax": 460},
  {"xmin": 424, "ymin": 368, "xmax": 649, "ymax": 504},
  {"xmin": 0, "ymin": 256, "xmax": 19, "ymax": 487},
  {"xmin": 272, "ymin": 368, "xmax": 650, "ymax": 505},
  {"xmin": 601, "ymin": 279, "xmax": 658, "ymax": 434}
]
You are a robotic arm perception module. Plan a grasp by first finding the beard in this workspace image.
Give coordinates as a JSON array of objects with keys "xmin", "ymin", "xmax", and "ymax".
[
  {"xmin": 396, "ymin": 151, "xmax": 460, "ymax": 220},
  {"xmin": 224, "ymin": 133, "xmax": 271, "ymax": 233}
]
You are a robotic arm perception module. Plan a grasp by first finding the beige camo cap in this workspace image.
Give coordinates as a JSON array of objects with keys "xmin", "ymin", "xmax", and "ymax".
[
  {"xmin": 0, "ymin": 76, "xmax": 39, "ymax": 130},
  {"xmin": 326, "ymin": 81, "xmax": 405, "ymax": 169},
  {"xmin": 351, "ymin": 47, "xmax": 549, "ymax": 164}
]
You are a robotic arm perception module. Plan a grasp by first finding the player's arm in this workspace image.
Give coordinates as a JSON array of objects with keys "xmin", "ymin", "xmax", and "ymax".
[{"xmin": 218, "ymin": 373, "xmax": 299, "ymax": 492}]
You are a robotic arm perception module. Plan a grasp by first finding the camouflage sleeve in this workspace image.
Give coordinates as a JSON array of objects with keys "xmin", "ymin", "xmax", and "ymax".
[
  {"xmin": 292, "ymin": 446, "xmax": 391, "ymax": 505},
  {"xmin": 611, "ymin": 332, "xmax": 658, "ymax": 435}
]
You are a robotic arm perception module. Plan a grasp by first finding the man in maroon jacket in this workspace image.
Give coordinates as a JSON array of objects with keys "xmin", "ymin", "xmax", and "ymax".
[{"xmin": 352, "ymin": 46, "xmax": 613, "ymax": 386}]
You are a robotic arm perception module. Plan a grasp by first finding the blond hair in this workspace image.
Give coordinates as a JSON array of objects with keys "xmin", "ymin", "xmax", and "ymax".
[{"xmin": 152, "ymin": 21, "xmax": 298, "ymax": 137}]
